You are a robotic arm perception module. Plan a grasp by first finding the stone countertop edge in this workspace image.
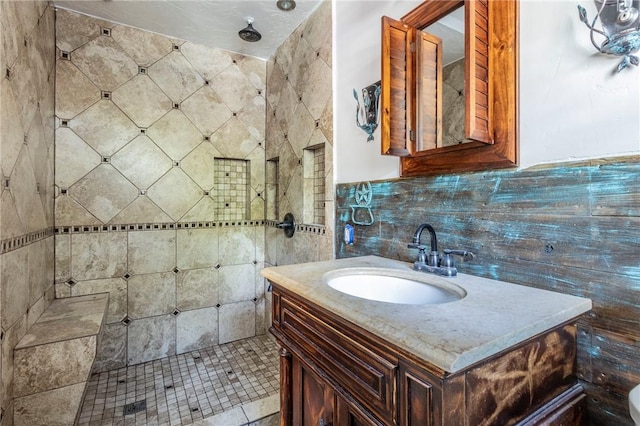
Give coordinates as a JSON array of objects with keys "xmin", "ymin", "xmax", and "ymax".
[{"xmin": 261, "ymin": 255, "xmax": 593, "ymax": 374}]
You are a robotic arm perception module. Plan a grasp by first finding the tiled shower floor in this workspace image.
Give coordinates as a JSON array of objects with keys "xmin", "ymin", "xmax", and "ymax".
[{"xmin": 78, "ymin": 335, "xmax": 280, "ymax": 425}]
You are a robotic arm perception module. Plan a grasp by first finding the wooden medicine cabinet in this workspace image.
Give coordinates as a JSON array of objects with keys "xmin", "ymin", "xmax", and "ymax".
[{"xmin": 381, "ymin": 0, "xmax": 518, "ymax": 177}]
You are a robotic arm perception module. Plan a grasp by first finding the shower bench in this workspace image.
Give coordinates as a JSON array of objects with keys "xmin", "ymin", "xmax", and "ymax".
[{"xmin": 12, "ymin": 293, "xmax": 109, "ymax": 425}]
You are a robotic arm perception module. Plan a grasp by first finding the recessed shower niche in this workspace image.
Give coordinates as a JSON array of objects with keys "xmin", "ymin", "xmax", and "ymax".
[
  {"xmin": 214, "ymin": 158, "xmax": 250, "ymax": 220},
  {"xmin": 303, "ymin": 143, "xmax": 326, "ymax": 225}
]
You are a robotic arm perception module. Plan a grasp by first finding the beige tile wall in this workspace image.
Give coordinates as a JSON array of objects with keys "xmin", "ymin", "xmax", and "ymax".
[
  {"xmin": 54, "ymin": 9, "xmax": 267, "ymax": 369},
  {"xmin": 0, "ymin": 1, "xmax": 56, "ymax": 423},
  {"xmin": 263, "ymin": 0, "xmax": 334, "ymax": 331}
]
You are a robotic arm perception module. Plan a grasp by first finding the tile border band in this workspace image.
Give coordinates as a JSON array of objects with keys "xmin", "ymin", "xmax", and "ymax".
[{"xmin": 2, "ymin": 220, "xmax": 327, "ymax": 255}]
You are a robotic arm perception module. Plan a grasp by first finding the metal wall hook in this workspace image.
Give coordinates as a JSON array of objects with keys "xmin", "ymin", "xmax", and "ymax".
[{"xmin": 276, "ymin": 212, "xmax": 295, "ymax": 238}]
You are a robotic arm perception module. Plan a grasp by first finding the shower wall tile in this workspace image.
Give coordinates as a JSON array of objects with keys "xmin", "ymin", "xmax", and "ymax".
[
  {"xmin": 55, "ymin": 128, "xmax": 101, "ymax": 189},
  {"xmin": 181, "ymin": 142, "xmax": 218, "ymax": 190},
  {"xmin": 149, "ymin": 51, "xmax": 205, "ymax": 102},
  {"xmin": 54, "ymin": 235, "xmax": 71, "ymax": 283},
  {"xmin": 219, "ymin": 264, "xmax": 256, "ymax": 304},
  {"xmin": 110, "ymin": 196, "xmax": 173, "ymax": 224},
  {"xmin": 180, "ymin": 87, "xmax": 232, "ymax": 135},
  {"xmin": 147, "ymin": 109, "xmax": 202, "ymax": 161},
  {"xmin": 176, "ymin": 228, "xmax": 219, "ymax": 270},
  {"xmin": 110, "ymin": 24, "xmax": 173, "ymax": 67},
  {"xmin": 180, "ymin": 42, "xmax": 233, "ymax": 81},
  {"xmin": 176, "ymin": 307, "xmax": 218, "ymax": 354},
  {"xmin": 111, "ymin": 74, "xmax": 173, "ymax": 128},
  {"xmin": 69, "ymin": 100, "xmax": 139, "ymax": 155},
  {"xmin": 265, "ymin": 0, "xmax": 334, "ymax": 268},
  {"xmin": 127, "ymin": 314, "xmax": 176, "ymax": 365},
  {"xmin": 128, "ymin": 272, "xmax": 176, "ymax": 319},
  {"xmin": 54, "ymin": 9, "xmax": 271, "ymax": 370},
  {"xmin": 55, "ymin": 59, "xmax": 100, "ymax": 119},
  {"xmin": 110, "ymin": 135, "xmax": 173, "ymax": 189},
  {"xmin": 147, "ymin": 168, "xmax": 203, "ymax": 221},
  {"xmin": 1, "ymin": 247, "xmax": 30, "ymax": 331},
  {"xmin": 70, "ymin": 164, "xmax": 139, "ymax": 223},
  {"xmin": 1, "ymin": 2, "xmax": 56, "ymax": 419},
  {"xmin": 176, "ymin": 267, "xmax": 219, "ymax": 311},
  {"xmin": 128, "ymin": 230, "xmax": 176, "ymax": 275},
  {"xmin": 72, "ymin": 35, "xmax": 138, "ymax": 91},
  {"xmin": 71, "ymin": 232, "xmax": 127, "ymax": 281},
  {"xmin": 219, "ymin": 227, "xmax": 256, "ymax": 266},
  {"xmin": 55, "ymin": 9, "xmax": 109, "ymax": 54},
  {"xmin": 55, "ymin": 194, "xmax": 103, "ymax": 227},
  {"xmin": 71, "ymin": 278, "xmax": 127, "ymax": 324},
  {"xmin": 219, "ymin": 301, "xmax": 256, "ymax": 344},
  {"xmin": 91, "ymin": 322, "xmax": 127, "ymax": 372}
]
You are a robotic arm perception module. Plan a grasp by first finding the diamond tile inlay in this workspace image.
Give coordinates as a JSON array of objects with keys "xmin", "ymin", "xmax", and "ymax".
[
  {"xmin": 147, "ymin": 168, "xmax": 202, "ymax": 221},
  {"xmin": 111, "ymin": 74, "xmax": 172, "ymax": 128},
  {"xmin": 55, "ymin": 128, "xmax": 101, "ymax": 188},
  {"xmin": 149, "ymin": 51, "xmax": 205, "ymax": 103},
  {"xmin": 210, "ymin": 65, "xmax": 255, "ymax": 112},
  {"xmin": 210, "ymin": 118, "xmax": 259, "ymax": 160},
  {"xmin": 111, "ymin": 135, "xmax": 172, "ymax": 189},
  {"xmin": 180, "ymin": 42, "xmax": 233, "ymax": 81},
  {"xmin": 55, "ymin": 59, "xmax": 101, "ymax": 120},
  {"xmin": 70, "ymin": 100, "xmax": 140, "ymax": 156},
  {"xmin": 180, "ymin": 142, "xmax": 220, "ymax": 190},
  {"xmin": 70, "ymin": 164, "xmax": 139, "ymax": 223},
  {"xmin": 146, "ymin": 110, "xmax": 202, "ymax": 161},
  {"xmin": 180, "ymin": 86, "xmax": 232, "ymax": 135},
  {"xmin": 110, "ymin": 24, "xmax": 173, "ymax": 67},
  {"xmin": 71, "ymin": 35, "xmax": 138, "ymax": 91}
]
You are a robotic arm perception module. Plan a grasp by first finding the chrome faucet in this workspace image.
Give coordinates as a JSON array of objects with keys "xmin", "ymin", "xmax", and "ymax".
[{"xmin": 407, "ymin": 223, "xmax": 475, "ymax": 277}]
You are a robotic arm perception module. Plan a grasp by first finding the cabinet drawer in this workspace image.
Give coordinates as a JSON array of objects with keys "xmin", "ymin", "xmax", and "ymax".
[{"xmin": 277, "ymin": 293, "xmax": 397, "ymax": 422}]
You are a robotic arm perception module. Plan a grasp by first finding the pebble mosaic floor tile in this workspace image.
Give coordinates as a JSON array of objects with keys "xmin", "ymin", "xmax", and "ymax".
[{"xmin": 78, "ymin": 335, "xmax": 280, "ymax": 425}]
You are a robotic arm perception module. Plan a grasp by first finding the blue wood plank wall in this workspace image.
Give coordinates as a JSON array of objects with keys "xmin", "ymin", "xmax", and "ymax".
[{"xmin": 335, "ymin": 156, "xmax": 639, "ymax": 426}]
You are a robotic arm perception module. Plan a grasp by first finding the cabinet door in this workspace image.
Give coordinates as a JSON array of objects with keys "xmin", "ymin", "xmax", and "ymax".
[
  {"xmin": 292, "ymin": 356, "xmax": 335, "ymax": 426},
  {"xmin": 336, "ymin": 394, "xmax": 382, "ymax": 426},
  {"xmin": 399, "ymin": 363, "xmax": 435, "ymax": 426}
]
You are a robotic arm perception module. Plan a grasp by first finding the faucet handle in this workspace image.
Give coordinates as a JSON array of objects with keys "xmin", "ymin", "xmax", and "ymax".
[
  {"xmin": 443, "ymin": 249, "xmax": 475, "ymax": 262},
  {"xmin": 407, "ymin": 242, "xmax": 428, "ymax": 251}
]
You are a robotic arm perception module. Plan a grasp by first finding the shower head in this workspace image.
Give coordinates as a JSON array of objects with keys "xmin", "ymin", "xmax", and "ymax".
[{"xmin": 238, "ymin": 18, "xmax": 262, "ymax": 42}]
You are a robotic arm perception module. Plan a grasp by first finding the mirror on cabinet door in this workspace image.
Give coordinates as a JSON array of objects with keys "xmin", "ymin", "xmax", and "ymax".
[{"xmin": 381, "ymin": 0, "xmax": 519, "ymax": 177}]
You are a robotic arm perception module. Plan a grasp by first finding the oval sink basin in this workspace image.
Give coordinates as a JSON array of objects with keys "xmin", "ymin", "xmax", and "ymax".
[{"xmin": 323, "ymin": 268, "xmax": 466, "ymax": 305}]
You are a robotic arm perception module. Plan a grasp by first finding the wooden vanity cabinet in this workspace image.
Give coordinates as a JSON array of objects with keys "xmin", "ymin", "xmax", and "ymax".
[{"xmin": 270, "ymin": 284, "xmax": 586, "ymax": 426}]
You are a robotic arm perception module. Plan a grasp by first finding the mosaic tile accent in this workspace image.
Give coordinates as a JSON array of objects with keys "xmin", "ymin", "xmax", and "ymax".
[
  {"xmin": 77, "ymin": 335, "xmax": 279, "ymax": 425},
  {"xmin": 214, "ymin": 159, "xmax": 249, "ymax": 221},
  {"xmin": 54, "ymin": 221, "xmax": 265, "ymax": 235},
  {"xmin": 265, "ymin": 220, "xmax": 326, "ymax": 235},
  {"xmin": 0, "ymin": 227, "xmax": 55, "ymax": 255}
]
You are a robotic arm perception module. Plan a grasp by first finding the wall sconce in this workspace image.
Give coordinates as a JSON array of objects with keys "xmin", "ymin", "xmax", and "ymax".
[
  {"xmin": 276, "ymin": 0, "xmax": 296, "ymax": 11},
  {"xmin": 578, "ymin": 0, "xmax": 640, "ymax": 72},
  {"xmin": 353, "ymin": 81, "xmax": 381, "ymax": 142}
]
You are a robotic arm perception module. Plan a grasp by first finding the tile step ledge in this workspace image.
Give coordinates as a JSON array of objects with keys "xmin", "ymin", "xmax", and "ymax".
[{"xmin": 12, "ymin": 293, "xmax": 109, "ymax": 426}]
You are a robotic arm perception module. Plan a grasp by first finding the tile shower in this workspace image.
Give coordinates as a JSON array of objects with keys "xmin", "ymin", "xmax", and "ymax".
[
  {"xmin": 53, "ymin": 8, "xmax": 268, "ymax": 371},
  {"xmin": 1, "ymin": 0, "xmax": 333, "ymax": 424}
]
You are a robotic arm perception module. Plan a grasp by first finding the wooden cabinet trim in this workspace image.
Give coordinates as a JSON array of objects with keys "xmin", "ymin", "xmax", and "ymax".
[{"xmin": 279, "ymin": 295, "xmax": 398, "ymax": 421}]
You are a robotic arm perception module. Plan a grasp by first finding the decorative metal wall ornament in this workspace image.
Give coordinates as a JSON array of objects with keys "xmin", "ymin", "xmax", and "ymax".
[
  {"xmin": 350, "ymin": 181, "xmax": 374, "ymax": 226},
  {"xmin": 353, "ymin": 81, "xmax": 381, "ymax": 141},
  {"xmin": 578, "ymin": 0, "xmax": 640, "ymax": 72}
]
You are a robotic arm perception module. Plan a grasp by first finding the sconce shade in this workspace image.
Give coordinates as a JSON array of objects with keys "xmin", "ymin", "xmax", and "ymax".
[{"xmin": 277, "ymin": 0, "xmax": 296, "ymax": 11}]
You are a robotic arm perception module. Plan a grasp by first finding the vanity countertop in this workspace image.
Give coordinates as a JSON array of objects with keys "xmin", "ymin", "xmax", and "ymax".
[{"xmin": 261, "ymin": 255, "xmax": 592, "ymax": 373}]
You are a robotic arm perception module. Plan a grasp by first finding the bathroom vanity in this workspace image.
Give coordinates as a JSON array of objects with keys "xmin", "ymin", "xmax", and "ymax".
[{"xmin": 263, "ymin": 256, "xmax": 592, "ymax": 426}]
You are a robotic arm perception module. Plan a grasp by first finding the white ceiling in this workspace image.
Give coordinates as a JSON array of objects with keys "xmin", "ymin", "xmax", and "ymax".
[{"xmin": 54, "ymin": 0, "xmax": 324, "ymax": 60}]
